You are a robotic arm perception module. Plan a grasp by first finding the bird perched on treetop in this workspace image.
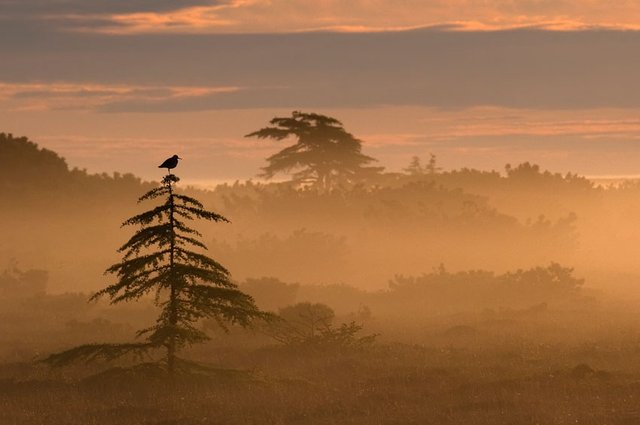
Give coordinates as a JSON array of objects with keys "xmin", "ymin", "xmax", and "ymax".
[{"xmin": 158, "ymin": 155, "xmax": 181, "ymax": 173}]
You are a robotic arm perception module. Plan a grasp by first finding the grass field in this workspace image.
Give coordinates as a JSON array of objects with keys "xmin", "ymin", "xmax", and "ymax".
[{"xmin": 2, "ymin": 334, "xmax": 640, "ymax": 425}]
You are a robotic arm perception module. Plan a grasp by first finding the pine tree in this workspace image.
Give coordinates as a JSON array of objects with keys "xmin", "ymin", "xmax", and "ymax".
[
  {"xmin": 246, "ymin": 111, "xmax": 383, "ymax": 191},
  {"xmin": 403, "ymin": 156, "xmax": 424, "ymax": 175},
  {"xmin": 45, "ymin": 174, "xmax": 265, "ymax": 375},
  {"xmin": 403, "ymin": 154, "xmax": 441, "ymax": 176}
]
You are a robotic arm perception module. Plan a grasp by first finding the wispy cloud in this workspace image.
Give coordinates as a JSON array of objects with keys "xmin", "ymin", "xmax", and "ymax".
[
  {"xmin": 358, "ymin": 107, "xmax": 640, "ymax": 163},
  {"xmin": 0, "ymin": 82, "xmax": 239, "ymax": 112},
  {"xmin": 29, "ymin": 0, "xmax": 640, "ymax": 34},
  {"xmin": 0, "ymin": 0, "xmax": 222, "ymax": 17},
  {"xmin": 4, "ymin": 0, "xmax": 640, "ymax": 34}
]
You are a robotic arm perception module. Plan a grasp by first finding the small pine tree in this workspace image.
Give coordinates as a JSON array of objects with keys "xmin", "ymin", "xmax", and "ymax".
[
  {"xmin": 425, "ymin": 153, "xmax": 441, "ymax": 175},
  {"xmin": 403, "ymin": 154, "xmax": 441, "ymax": 176},
  {"xmin": 45, "ymin": 174, "xmax": 265, "ymax": 375},
  {"xmin": 403, "ymin": 156, "xmax": 424, "ymax": 175}
]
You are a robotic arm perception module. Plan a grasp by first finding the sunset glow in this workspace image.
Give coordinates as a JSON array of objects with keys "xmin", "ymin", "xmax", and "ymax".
[
  {"xmin": 34, "ymin": 1, "xmax": 640, "ymax": 34},
  {"xmin": 1, "ymin": 0, "xmax": 640, "ymax": 182}
]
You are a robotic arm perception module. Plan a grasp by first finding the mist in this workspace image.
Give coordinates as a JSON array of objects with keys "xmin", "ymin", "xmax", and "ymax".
[{"xmin": 3, "ymin": 113, "xmax": 640, "ymax": 423}]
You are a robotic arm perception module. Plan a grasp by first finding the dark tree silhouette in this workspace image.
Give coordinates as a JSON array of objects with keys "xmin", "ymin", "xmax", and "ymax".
[
  {"xmin": 0, "ymin": 132, "xmax": 69, "ymax": 190},
  {"xmin": 45, "ymin": 174, "xmax": 265, "ymax": 375},
  {"xmin": 246, "ymin": 111, "xmax": 382, "ymax": 191}
]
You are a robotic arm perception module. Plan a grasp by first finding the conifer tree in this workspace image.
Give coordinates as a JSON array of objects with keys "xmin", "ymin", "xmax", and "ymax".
[
  {"xmin": 246, "ymin": 111, "xmax": 382, "ymax": 191},
  {"xmin": 403, "ymin": 154, "xmax": 441, "ymax": 176},
  {"xmin": 45, "ymin": 174, "xmax": 264, "ymax": 375}
]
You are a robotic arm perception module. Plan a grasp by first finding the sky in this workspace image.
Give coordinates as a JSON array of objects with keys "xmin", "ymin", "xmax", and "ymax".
[{"xmin": 2, "ymin": 0, "xmax": 640, "ymax": 185}]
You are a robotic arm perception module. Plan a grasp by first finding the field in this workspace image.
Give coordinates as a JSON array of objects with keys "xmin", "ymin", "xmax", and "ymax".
[{"xmin": 2, "ymin": 292, "xmax": 640, "ymax": 425}]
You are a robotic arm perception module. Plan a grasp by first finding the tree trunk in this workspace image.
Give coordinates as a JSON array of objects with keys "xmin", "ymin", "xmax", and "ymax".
[{"xmin": 167, "ymin": 180, "xmax": 178, "ymax": 376}]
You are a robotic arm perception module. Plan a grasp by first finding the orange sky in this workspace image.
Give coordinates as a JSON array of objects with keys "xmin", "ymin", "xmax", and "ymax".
[
  {"xmin": 47, "ymin": 1, "xmax": 640, "ymax": 34},
  {"xmin": 1, "ymin": 0, "xmax": 640, "ymax": 183}
]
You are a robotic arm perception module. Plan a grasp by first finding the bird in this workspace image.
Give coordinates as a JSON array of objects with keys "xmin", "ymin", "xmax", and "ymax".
[{"xmin": 158, "ymin": 154, "xmax": 181, "ymax": 174}]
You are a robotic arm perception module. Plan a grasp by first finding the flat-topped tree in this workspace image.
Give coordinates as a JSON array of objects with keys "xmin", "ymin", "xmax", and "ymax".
[
  {"xmin": 246, "ymin": 111, "xmax": 383, "ymax": 192},
  {"xmin": 46, "ymin": 174, "xmax": 265, "ymax": 375}
]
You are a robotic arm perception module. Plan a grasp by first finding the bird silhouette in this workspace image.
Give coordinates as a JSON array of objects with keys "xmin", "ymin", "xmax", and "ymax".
[{"xmin": 158, "ymin": 155, "xmax": 181, "ymax": 174}]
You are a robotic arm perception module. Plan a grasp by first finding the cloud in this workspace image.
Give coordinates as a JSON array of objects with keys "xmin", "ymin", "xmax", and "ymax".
[
  {"xmin": 0, "ymin": 82, "xmax": 239, "ymax": 112},
  {"xmin": 0, "ymin": 0, "xmax": 250, "ymax": 34},
  {"xmin": 95, "ymin": 24, "xmax": 640, "ymax": 111},
  {"xmin": 0, "ymin": 0, "xmax": 222, "ymax": 17},
  {"xmin": 0, "ymin": 0, "xmax": 236, "ymax": 36},
  {"xmin": 42, "ymin": 0, "xmax": 640, "ymax": 34},
  {"xmin": 3, "ymin": 0, "xmax": 640, "ymax": 35},
  {"xmin": 2, "ymin": 28, "xmax": 640, "ymax": 112},
  {"xmin": 3, "ymin": 27, "xmax": 640, "ymax": 112}
]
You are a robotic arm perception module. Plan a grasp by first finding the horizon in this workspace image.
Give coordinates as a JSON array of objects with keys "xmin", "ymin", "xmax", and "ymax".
[{"xmin": 31, "ymin": 135, "xmax": 640, "ymax": 189}]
